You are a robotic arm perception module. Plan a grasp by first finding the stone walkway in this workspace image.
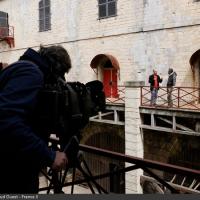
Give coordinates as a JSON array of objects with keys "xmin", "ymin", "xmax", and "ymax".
[{"xmin": 39, "ymin": 174, "xmax": 93, "ymax": 194}]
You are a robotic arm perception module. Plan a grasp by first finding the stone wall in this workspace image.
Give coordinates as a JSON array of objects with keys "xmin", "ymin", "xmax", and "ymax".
[
  {"xmin": 1, "ymin": 0, "xmax": 200, "ymax": 193},
  {"xmin": 0, "ymin": 0, "xmax": 200, "ymax": 86}
]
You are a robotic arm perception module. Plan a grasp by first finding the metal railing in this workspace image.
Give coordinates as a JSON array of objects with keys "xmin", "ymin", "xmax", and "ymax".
[
  {"xmin": 106, "ymin": 86, "xmax": 125, "ymax": 104},
  {"xmin": 39, "ymin": 141, "xmax": 200, "ymax": 194},
  {"xmin": 141, "ymin": 86, "xmax": 200, "ymax": 110},
  {"xmin": 0, "ymin": 26, "xmax": 14, "ymax": 39}
]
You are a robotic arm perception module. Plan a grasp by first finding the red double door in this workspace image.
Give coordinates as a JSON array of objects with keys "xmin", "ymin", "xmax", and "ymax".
[{"xmin": 103, "ymin": 69, "xmax": 118, "ymax": 98}]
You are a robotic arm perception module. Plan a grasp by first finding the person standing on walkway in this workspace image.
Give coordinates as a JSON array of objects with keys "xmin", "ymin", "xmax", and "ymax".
[
  {"xmin": 167, "ymin": 68, "xmax": 177, "ymax": 107},
  {"xmin": 148, "ymin": 69, "xmax": 163, "ymax": 106}
]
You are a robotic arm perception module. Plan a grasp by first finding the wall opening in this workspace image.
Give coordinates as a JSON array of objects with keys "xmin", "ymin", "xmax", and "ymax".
[
  {"xmin": 190, "ymin": 49, "xmax": 200, "ymax": 102},
  {"xmin": 90, "ymin": 54, "xmax": 120, "ymax": 98},
  {"xmin": 81, "ymin": 122, "xmax": 125, "ymax": 193},
  {"xmin": 143, "ymin": 129, "xmax": 200, "ymax": 193}
]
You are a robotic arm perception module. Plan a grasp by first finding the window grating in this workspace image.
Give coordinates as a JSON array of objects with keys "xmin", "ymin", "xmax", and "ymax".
[
  {"xmin": 0, "ymin": 11, "xmax": 9, "ymax": 37},
  {"xmin": 39, "ymin": 0, "xmax": 51, "ymax": 32},
  {"xmin": 98, "ymin": 0, "xmax": 117, "ymax": 19},
  {"xmin": 0, "ymin": 11, "xmax": 8, "ymax": 27}
]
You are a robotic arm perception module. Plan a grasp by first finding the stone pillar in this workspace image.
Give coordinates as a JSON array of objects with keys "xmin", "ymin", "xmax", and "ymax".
[{"xmin": 125, "ymin": 81, "xmax": 144, "ymax": 193}]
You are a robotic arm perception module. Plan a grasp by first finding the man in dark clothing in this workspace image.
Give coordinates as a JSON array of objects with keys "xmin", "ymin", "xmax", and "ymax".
[
  {"xmin": 167, "ymin": 68, "xmax": 177, "ymax": 107},
  {"xmin": 0, "ymin": 46, "xmax": 70, "ymax": 193},
  {"xmin": 148, "ymin": 69, "xmax": 163, "ymax": 106}
]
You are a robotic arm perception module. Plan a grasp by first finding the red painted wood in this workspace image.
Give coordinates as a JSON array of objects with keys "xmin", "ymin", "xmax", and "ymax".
[{"xmin": 103, "ymin": 69, "xmax": 118, "ymax": 98}]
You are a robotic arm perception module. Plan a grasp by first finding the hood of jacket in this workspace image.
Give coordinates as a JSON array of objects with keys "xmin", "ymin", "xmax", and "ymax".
[{"xmin": 19, "ymin": 48, "xmax": 49, "ymax": 75}]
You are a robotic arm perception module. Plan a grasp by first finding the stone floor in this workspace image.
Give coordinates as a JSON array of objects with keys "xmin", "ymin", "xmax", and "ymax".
[{"xmin": 39, "ymin": 173, "xmax": 93, "ymax": 194}]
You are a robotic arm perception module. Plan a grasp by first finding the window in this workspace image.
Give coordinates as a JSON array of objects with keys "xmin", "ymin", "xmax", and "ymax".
[
  {"xmin": 0, "ymin": 11, "xmax": 8, "ymax": 27},
  {"xmin": 39, "ymin": 0, "xmax": 51, "ymax": 32},
  {"xmin": 0, "ymin": 11, "xmax": 8, "ymax": 37},
  {"xmin": 98, "ymin": 0, "xmax": 117, "ymax": 19}
]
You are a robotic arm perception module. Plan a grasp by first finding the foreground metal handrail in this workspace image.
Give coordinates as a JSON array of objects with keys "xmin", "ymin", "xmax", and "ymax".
[
  {"xmin": 39, "ymin": 140, "xmax": 200, "ymax": 194},
  {"xmin": 79, "ymin": 144, "xmax": 200, "ymax": 193},
  {"xmin": 80, "ymin": 144, "xmax": 200, "ymax": 177}
]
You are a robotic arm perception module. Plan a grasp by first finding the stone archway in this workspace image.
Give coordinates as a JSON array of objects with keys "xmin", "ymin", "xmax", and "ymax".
[
  {"xmin": 90, "ymin": 54, "xmax": 120, "ymax": 98},
  {"xmin": 81, "ymin": 122, "xmax": 125, "ymax": 193},
  {"xmin": 190, "ymin": 49, "xmax": 200, "ymax": 88},
  {"xmin": 189, "ymin": 49, "xmax": 200, "ymax": 102},
  {"xmin": 143, "ymin": 130, "xmax": 200, "ymax": 193}
]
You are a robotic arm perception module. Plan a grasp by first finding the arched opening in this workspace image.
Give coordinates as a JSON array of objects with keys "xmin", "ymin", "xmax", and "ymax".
[
  {"xmin": 190, "ymin": 49, "xmax": 200, "ymax": 87},
  {"xmin": 84, "ymin": 131, "xmax": 125, "ymax": 193},
  {"xmin": 189, "ymin": 49, "xmax": 200, "ymax": 102},
  {"xmin": 90, "ymin": 54, "xmax": 120, "ymax": 98},
  {"xmin": 164, "ymin": 135, "xmax": 200, "ymax": 192}
]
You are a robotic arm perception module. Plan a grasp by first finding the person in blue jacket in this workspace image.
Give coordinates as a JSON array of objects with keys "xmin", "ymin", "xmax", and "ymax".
[{"xmin": 0, "ymin": 45, "xmax": 70, "ymax": 193}]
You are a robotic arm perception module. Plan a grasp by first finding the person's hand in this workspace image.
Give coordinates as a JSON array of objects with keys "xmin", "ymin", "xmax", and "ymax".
[{"xmin": 51, "ymin": 151, "xmax": 68, "ymax": 171}]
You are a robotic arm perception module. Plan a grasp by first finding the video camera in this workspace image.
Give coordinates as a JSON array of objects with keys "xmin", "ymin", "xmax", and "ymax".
[{"xmin": 33, "ymin": 76, "xmax": 105, "ymax": 156}]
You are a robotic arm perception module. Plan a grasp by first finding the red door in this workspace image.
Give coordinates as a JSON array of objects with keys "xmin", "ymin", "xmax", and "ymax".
[{"xmin": 103, "ymin": 69, "xmax": 118, "ymax": 98}]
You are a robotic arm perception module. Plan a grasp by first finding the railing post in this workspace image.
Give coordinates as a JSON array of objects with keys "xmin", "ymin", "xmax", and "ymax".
[
  {"xmin": 178, "ymin": 87, "xmax": 180, "ymax": 108},
  {"xmin": 125, "ymin": 81, "xmax": 144, "ymax": 194},
  {"xmin": 98, "ymin": 111, "xmax": 102, "ymax": 120},
  {"xmin": 140, "ymin": 86, "xmax": 143, "ymax": 106}
]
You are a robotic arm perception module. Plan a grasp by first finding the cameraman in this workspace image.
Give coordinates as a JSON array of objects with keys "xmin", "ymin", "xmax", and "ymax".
[{"xmin": 0, "ymin": 45, "xmax": 70, "ymax": 193}]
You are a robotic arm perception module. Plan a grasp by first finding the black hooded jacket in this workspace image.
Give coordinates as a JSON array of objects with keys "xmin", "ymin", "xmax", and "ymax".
[{"xmin": 0, "ymin": 48, "xmax": 55, "ymax": 174}]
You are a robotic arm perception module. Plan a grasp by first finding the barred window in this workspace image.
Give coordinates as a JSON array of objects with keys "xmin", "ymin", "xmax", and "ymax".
[
  {"xmin": 0, "ymin": 11, "xmax": 9, "ymax": 37},
  {"xmin": 0, "ymin": 11, "xmax": 8, "ymax": 27},
  {"xmin": 39, "ymin": 0, "xmax": 51, "ymax": 32},
  {"xmin": 98, "ymin": 0, "xmax": 117, "ymax": 19}
]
